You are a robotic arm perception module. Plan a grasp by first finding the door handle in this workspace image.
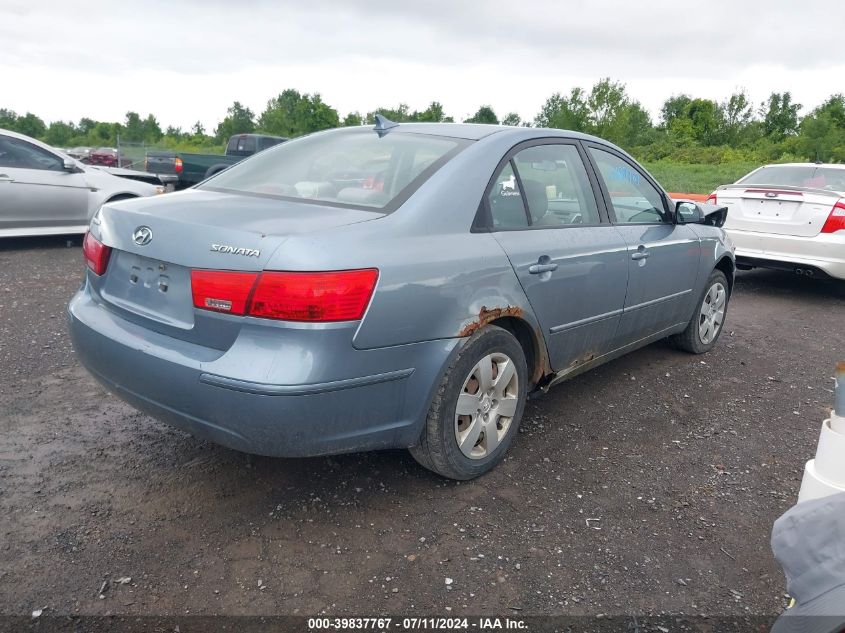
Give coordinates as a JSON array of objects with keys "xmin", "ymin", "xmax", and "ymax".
[
  {"xmin": 0, "ymin": 174, "xmax": 14, "ymax": 182},
  {"xmin": 528, "ymin": 262, "xmax": 558, "ymax": 274},
  {"xmin": 631, "ymin": 245, "xmax": 650, "ymax": 261}
]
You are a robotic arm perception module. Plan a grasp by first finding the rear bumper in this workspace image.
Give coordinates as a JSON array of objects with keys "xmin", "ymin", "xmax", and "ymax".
[
  {"xmin": 68, "ymin": 286, "xmax": 460, "ymax": 457},
  {"xmin": 727, "ymin": 229, "xmax": 845, "ymax": 280}
]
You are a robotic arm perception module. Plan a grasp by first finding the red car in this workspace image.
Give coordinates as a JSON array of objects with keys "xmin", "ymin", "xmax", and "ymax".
[{"xmin": 88, "ymin": 147, "xmax": 129, "ymax": 168}]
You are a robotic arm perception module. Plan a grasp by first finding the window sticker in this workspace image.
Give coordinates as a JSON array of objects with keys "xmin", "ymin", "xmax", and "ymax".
[
  {"xmin": 609, "ymin": 164, "xmax": 642, "ymax": 185},
  {"xmin": 500, "ymin": 173, "xmax": 520, "ymax": 196}
]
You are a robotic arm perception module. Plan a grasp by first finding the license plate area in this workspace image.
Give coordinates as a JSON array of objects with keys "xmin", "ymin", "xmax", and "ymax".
[
  {"xmin": 100, "ymin": 251, "xmax": 195, "ymax": 329},
  {"xmin": 743, "ymin": 199, "xmax": 800, "ymax": 220}
]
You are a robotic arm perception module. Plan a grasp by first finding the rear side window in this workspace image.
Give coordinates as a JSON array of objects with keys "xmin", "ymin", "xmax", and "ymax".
[
  {"xmin": 513, "ymin": 144, "xmax": 600, "ymax": 226},
  {"xmin": 203, "ymin": 129, "xmax": 468, "ymax": 212},
  {"xmin": 589, "ymin": 148, "xmax": 668, "ymax": 224},
  {"xmin": 260, "ymin": 137, "xmax": 283, "ymax": 151},
  {"xmin": 488, "ymin": 161, "xmax": 528, "ymax": 229}
]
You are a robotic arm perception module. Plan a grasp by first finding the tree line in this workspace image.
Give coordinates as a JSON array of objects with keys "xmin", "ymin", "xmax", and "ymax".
[{"xmin": 2, "ymin": 79, "xmax": 844, "ymax": 163}]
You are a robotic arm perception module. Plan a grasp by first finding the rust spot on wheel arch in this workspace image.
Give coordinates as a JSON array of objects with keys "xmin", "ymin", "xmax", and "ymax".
[
  {"xmin": 458, "ymin": 305, "xmax": 551, "ymax": 388},
  {"xmin": 458, "ymin": 305, "xmax": 524, "ymax": 338}
]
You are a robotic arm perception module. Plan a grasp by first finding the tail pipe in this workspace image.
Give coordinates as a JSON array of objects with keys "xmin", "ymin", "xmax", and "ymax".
[{"xmin": 798, "ymin": 362, "xmax": 845, "ymax": 502}]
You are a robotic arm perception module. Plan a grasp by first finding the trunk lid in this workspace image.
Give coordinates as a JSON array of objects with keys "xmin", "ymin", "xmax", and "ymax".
[
  {"xmin": 719, "ymin": 185, "xmax": 841, "ymax": 237},
  {"xmin": 93, "ymin": 189, "xmax": 381, "ymax": 343}
]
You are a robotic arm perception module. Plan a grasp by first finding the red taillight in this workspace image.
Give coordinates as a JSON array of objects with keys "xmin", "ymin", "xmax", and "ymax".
[
  {"xmin": 82, "ymin": 231, "xmax": 111, "ymax": 275},
  {"xmin": 249, "ymin": 270, "xmax": 379, "ymax": 322},
  {"xmin": 190, "ymin": 269, "xmax": 379, "ymax": 322},
  {"xmin": 706, "ymin": 192, "xmax": 717, "ymax": 204},
  {"xmin": 174, "ymin": 157, "xmax": 183, "ymax": 174},
  {"xmin": 821, "ymin": 200, "xmax": 845, "ymax": 234},
  {"xmin": 190, "ymin": 270, "xmax": 259, "ymax": 315}
]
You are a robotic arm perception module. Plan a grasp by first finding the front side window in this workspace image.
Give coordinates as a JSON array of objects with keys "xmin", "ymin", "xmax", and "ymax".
[
  {"xmin": 512, "ymin": 144, "xmax": 600, "ymax": 226},
  {"xmin": 589, "ymin": 148, "xmax": 668, "ymax": 224},
  {"xmin": 0, "ymin": 136, "xmax": 64, "ymax": 171},
  {"xmin": 202, "ymin": 129, "xmax": 468, "ymax": 212}
]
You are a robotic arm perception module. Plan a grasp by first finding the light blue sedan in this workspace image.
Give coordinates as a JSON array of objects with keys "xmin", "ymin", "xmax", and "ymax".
[{"xmin": 68, "ymin": 117, "xmax": 733, "ymax": 479}]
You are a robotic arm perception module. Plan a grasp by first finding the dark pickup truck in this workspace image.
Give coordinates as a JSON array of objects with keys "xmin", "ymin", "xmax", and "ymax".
[{"xmin": 144, "ymin": 133, "xmax": 287, "ymax": 189}]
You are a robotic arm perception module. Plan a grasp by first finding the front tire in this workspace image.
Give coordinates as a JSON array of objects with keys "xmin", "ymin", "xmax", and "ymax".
[
  {"xmin": 670, "ymin": 270, "xmax": 730, "ymax": 354},
  {"xmin": 410, "ymin": 325, "xmax": 527, "ymax": 480},
  {"xmin": 106, "ymin": 194, "xmax": 137, "ymax": 203}
]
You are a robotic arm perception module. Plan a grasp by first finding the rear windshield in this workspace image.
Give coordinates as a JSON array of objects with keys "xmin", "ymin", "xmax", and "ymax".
[
  {"xmin": 201, "ymin": 128, "xmax": 469, "ymax": 211},
  {"xmin": 739, "ymin": 165, "xmax": 845, "ymax": 192},
  {"xmin": 227, "ymin": 136, "xmax": 255, "ymax": 154}
]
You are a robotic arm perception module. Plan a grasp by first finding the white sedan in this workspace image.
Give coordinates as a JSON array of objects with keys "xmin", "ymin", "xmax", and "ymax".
[
  {"xmin": 710, "ymin": 163, "xmax": 845, "ymax": 280},
  {"xmin": 0, "ymin": 129, "xmax": 163, "ymax": 238}
]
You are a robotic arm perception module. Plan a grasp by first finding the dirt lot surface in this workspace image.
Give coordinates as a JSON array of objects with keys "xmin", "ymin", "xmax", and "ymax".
[{"xmin": 1, "ymin": 236, "xmax": 844, "ymax": 620}]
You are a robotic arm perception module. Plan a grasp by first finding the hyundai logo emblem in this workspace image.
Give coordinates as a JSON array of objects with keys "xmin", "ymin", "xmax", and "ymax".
[
  {"xmin": 132, "ymin": 226, "xmax": 153, "ymax": 246},
  {"xmin": 765, "ymin": 192, "xmax": 778, "ymax": 198}
]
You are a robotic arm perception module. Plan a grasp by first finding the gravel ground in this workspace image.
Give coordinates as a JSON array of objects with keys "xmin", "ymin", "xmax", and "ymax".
[{"xmin": 0, "ymin": 235, "xmax": 843, "ymax": 619}]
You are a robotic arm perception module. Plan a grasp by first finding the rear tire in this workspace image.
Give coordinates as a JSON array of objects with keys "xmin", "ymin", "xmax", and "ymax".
[
  {"xmin": 204, "ymin": 164, "xmax": 230, "ymax": 179},
  {"xmin": 410, "ymin": 325, "xmax": 527, "ymax": 480},
  {"xmin": 669, "ymin": 269, "xmax": 730, "ymax": 354}
]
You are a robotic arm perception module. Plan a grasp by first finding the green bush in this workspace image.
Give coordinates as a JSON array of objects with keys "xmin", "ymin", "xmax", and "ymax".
[{"xmin": 643, "ymin": 161, "xmax": 759, "ymax": 194}]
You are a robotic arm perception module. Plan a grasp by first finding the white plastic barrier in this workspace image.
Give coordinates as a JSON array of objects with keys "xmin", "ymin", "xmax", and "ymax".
[{"xmin": 798, "ymin": 363, "xmax": 845, "ymax": 503}]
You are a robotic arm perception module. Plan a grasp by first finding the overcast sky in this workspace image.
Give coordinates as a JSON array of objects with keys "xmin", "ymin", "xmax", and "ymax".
[{"xmin": 2, "ymin": 0, "xmax": 844, "ymax": 130}]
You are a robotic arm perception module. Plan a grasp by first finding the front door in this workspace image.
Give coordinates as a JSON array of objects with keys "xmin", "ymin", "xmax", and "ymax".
[
  {"xmin": 585, "ymin": 145, "xmax": 701, "ymax": 347},
  {"xmin": 487, "ymin": 142, "xmax": 629, "ymax": 371}
]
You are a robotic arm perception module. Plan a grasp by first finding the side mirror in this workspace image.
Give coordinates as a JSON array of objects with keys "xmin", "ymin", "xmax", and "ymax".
[
  {"xmin": 63, "ymin": 158, "xmax": 82, "ymax": 173},
  {"xmin": 675, "ymin": 200, "xmax": 703, "ymax": 224},
  {"xmin": 674, "ymin": 199, "xmax": 729, "ymax": 227}
]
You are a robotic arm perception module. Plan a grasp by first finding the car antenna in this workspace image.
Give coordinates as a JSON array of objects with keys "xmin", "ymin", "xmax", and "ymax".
[{"xmin": 373, "ymin": 113, "xmax": 398, "ymax": 137}]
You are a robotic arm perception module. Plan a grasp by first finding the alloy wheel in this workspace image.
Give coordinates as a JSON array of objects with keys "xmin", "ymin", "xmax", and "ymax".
[
  {"xmin": 698, "ymin": 282, "xmax": 726, "ymax": 345},
  {"xmin": 454, "ymin": 352, "xmax": 519, "ymax": 459}
]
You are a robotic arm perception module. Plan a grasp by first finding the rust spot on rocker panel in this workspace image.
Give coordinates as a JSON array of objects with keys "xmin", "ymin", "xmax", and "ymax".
[
  {"xmin": 569, "ymin": 350, "xmax": 597, "ymax": 368},
  {"xmin": 458, "ymin": 305, "xmax": 524, "ymax": 338}
]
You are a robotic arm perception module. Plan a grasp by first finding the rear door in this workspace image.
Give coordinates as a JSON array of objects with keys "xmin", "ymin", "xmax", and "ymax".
[
  {"xmin": 487, "ymin": 141, "xmax": 629, "ymax": 371},
  {"xmin": 0, "ymin": 134, "xmax": 89, "ymax": 233},
  {"xmin": 585, "ymin": 145, "xmax": 701, "ymax": 346}
]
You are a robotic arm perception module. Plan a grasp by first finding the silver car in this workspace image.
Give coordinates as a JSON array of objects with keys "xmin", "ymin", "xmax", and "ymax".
[
  {"xmin": 0, "ymin": 129, "xmax": 161, "ymax": 237},
  {"xmin": 68, "ymin": 119, "xmax": 734, "ymax": 479},
  {"xmin": 711, "ymin": 163, "xmax": 845, "ymax": 280}
]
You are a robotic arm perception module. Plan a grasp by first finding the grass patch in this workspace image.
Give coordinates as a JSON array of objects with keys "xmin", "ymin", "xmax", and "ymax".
[{"xmin": 642, "ymin": 161, "xmax": 759, "ymax": 194}]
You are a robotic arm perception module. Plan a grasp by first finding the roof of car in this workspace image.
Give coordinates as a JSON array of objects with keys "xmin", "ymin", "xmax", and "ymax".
[
  {"xmin": 0, "ymin": 127, "xmax": 75, "ymax": 158},
  {"xmin": 371, "ymin": 121, "xmax": 609, "ymax": 144},
  {"xmin": 0, "ymin": 127, "xmax": 40, "ymax": 143},
  {"xmin": 762, "ymin": 162, "xmax": 845, "ymax": 170}
]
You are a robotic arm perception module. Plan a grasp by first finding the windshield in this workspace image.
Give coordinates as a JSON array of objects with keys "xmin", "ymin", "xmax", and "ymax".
[
  {"xmin": 739, "ymin": 165, "xmax": 845, "ymax": 192},
  {"xmin": 201, "ymin": 128, "xmax": 469, "ymax": 211}
]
